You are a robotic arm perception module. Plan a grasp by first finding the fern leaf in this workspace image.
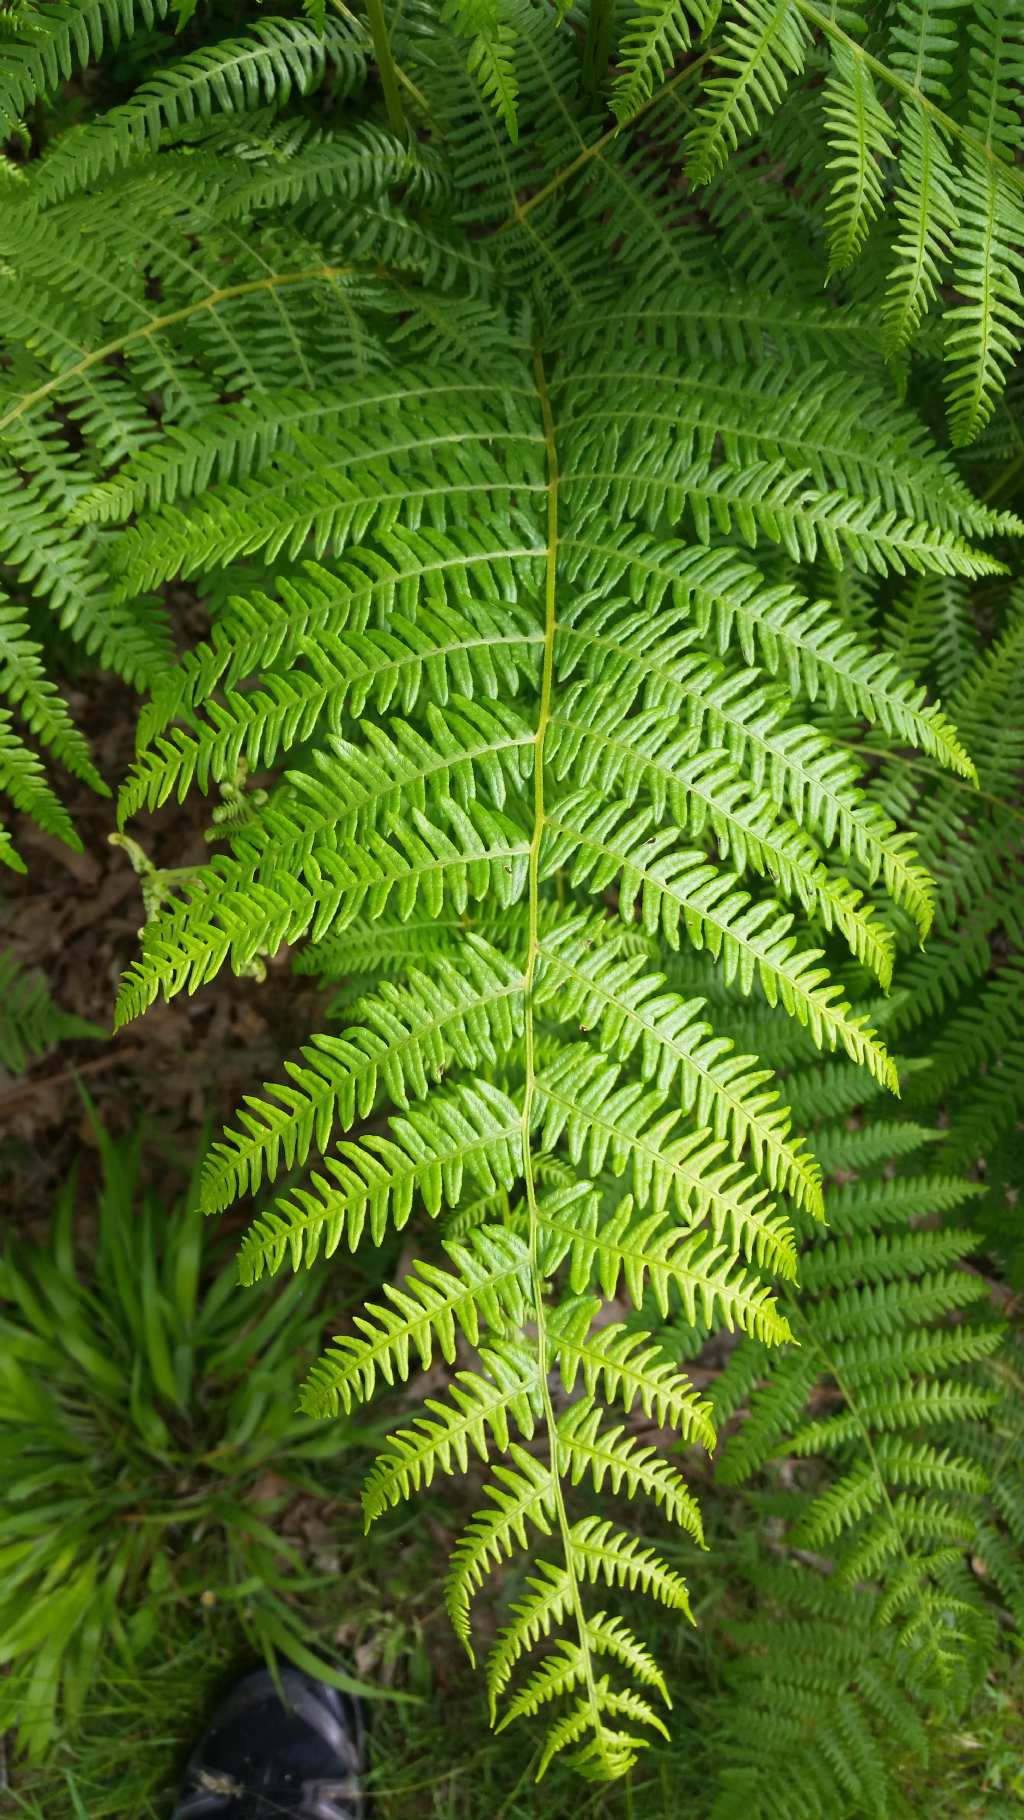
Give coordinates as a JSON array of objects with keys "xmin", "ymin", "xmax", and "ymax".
[
  {"xmin": 537, "ymin": 1181, "xmax": 793, "ymax": 1340},
  {"xmin": 823, "ymin": 43, "xmax": 891, "ymax": 278},
  {"xmin": 236, "ymin": 1079, "xmax": 523, "ymax": 1281},
  {"xmin": 549, "ymin": 1295, "xmax": 716, "ymax": 1444},
  {"xmin": 0, "ymin": 595, "xmax": 105, "ymax": 794},
  {"xmin": 0, "ymin": 954, "xmax": 104, "ymax": 1072},
  {"xmin": 299, "ymin": 1227, "xmax": 530, "ymax": 1415},
  {"xmin": 199, "ymin": 941, "xmax": 524, "ymax": 1212},
  {"xmin": 535, "ymin": 919, "xmax": 824, "ymax": 1213},
  {"xmin": 447, "ymin": 1451, "xmax": 558, "ymax": 1656},
  {"xmin": 35, "ymin": 17, "xmax": 366, "ymax": 204},
  {"xmin": 544, "ymin": 793, "xmax": 899, "ymax": 1086},
  {"xmin": 946, "ymin": 152, "xmax": 1024, "ymax": 447},
  {"xmin": 444, "ymin": 0, "xmax": 520, "ymax": 141},
  {"xmin": 557, "ymin": 1398, "xmax": 705, "ymax": 1540},
  {"xmin": 363, "ymin": 1344, "xmax": 541, "ymax": 1520},
  {"xmin": 883, "ymin": 107, "xmax": 959, "ymax": 353},
  {"xmin": 611, "ymin": 1, "xmax": 707, "ymax": 122},
  {"xmin": 0, "ymin": 0, "xmax": 172, "ymax": 130},
  {"xmin": 686, "ymin": 0, "xmax": 812, "ymax": 183}
]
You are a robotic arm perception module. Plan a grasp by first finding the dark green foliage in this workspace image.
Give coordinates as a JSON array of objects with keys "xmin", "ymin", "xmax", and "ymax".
[
  {"xmin": 0, "ymin": 953, "xmax": 104, "ymax": 1071},
  {"xmin": 0, "ymin": 0, "xmax": 1021, "ymax": 1800}
]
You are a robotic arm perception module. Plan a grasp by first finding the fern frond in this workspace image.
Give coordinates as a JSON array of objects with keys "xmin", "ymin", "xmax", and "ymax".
[
  {"xmin": 686, "ymin": 0, "xmax": 812, "ymax": 183},
  {"xmin": 544, "ymin": 792, "xmax": 898, "ymax": 1086},
  {"xmin": 534, "ymin": 918, "xmax": 824, "ymax": 1213},
  {"xmin": 114, "ymin": 801, "xmax": 531, "ymax": 1024},
  {"xmin": 447, "ymin": 1450, "xmax": 558, "ymax": 1656},
  {"xmin": 549, "ymin": 1295, "xmax": 716, "ymax": 1444},
  {"xmin": 0, "ymin": 596, "xmax": 105, "ymax": 794},
  {"xmin": 111, "ymin": 375, "xmax": 544, "ymax": 593},
  {"xmin": 823, "ymin": 43, "xmax": 891, "ymax": 278},
  {"xmin": 946, "ymin": 153, "xmax": 1024, "ymax": 447},
  {"xmin": 0, "ymin": 708, "xmax": 80, "ymax": 852},
  {"xmin": 444, "ymin": 0, "xmax": 520, "ymax": 141},
  {"xmin": 199, "ymin": 940, "xmax": 524, "ymax": 1212},
  {"xmin": 496, "ymin": 1612, "xmax": 669, "ymax": 1731},
  {"xmin": 34, "ymin": 17, "xmax": 367, "ymax": 204},
  {"xmin": 0, "ymin": 954, "xmax": 104, "ymax": 1072},
  {"xmin": 0, "ymin": 0, "xmax": 172, "ymax": 130},
  {"xmin": 611, "ymin": 1, "xmax": 706, "ymax": 122},
  {"xmin": 557, "ymin": 1398, "xmax": 706, "ymax": 1539},
  {"xmin": 70, "ymin": 13, "xmax": 1021, "ymax": 1779},
  {"xmin": 537, "ymin": 1181, "xmax": 793, "ymax": 1340},
  {"xmin": 236, "ymin": 1078, "xmax": 523, "ymax": 1281},
  {"xmin": 300, "ymin": 1226, "xmax": 529, "ymax": 1416},
  {"xmin": 533, "ymin": 1043, "xmax": 799, "ymax": 1276},
  {"xmin": 883, "ymin": 107, "xmax": 959, "ymax": 354}
]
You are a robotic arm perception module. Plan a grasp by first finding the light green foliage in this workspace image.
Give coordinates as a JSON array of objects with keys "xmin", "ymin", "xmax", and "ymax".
[{"xmin": 0, "ymin": 0, "xmax": 1021, "ymax": 1800}]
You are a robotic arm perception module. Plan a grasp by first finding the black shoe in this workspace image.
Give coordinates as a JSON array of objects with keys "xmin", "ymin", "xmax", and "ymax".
[{"xmin": 172, "ymin": 1665, "xmax": 367, "ymax": 1819}]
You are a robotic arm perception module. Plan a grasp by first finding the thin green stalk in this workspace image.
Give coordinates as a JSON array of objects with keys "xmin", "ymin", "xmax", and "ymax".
[
  {"xmin": 365, "ymin": 0, "xmax": 408, "ymax": 141},
  {"xmin": 496, "ymin": 59, "xmax": 705, "ymax": 236},
  {"xmin": 582, "ymin": 0, "xmax": 615, "ymax": 102},
  {"xmin": 522, "ymin": 345, "xmax": 610, "ymax": 1775},
  {"xmin": 326, "ymin": 0, "xmax": 433, "ymax": 122}
]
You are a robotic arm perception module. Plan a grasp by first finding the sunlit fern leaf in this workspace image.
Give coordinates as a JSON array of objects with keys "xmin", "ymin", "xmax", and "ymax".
[
  {"xmin": 126, "ymin": 571, "xmax": 544, "ymax": 795},
  {"xmin": 531, "ymin": 1042, "xmax": 802, "ymax": 1276},
  {"xmin": 109, "ymin": 372, "xmax": 546, "ymax": 594},
  {"xmin": 0, "ymin": 827, "xmax": 26, "ymax": 874},
  {"xmin": 548, "ymin": 1294, "xmax": 716, "ymax": 1441},
  {"xmin": 495, "ymin": 1613, "xmax": 669, "ymax": 1731},
  {"xmin": 536, "ymin": 1181, "xmax": 793, "ymax": 1339},
  {"xmin": 533, "ymin": 915, "xmax": 825, "ymax": 1213},
  {"xmin": 554, "ymin": 538, "xmax": 984, "ymax": 768},
  {"xmin": 485, "ymin": 1518, "xmax": 695, "ymax": 1715},
  {"xmin": 236, "ymin": 1078, "xmax": 523, "ymax": 1280},
  {"xmin": 542, "ymin": 792, "xmax": 898, "ymax": 1085},
  {"xmin": 363, "ymin": 1344, "xmax": 542, "ymax": 1517},
  {"xmin": 92, "ymin": 13, "xmax": 1016, "ymax": 1774},
  {"xmin": 299, "ymin": 1226, "xmax": 531, "ymax": 1415},
  {"xmin": 199, "ymin": 940, "xmax": 525, "ymax": 1212}
]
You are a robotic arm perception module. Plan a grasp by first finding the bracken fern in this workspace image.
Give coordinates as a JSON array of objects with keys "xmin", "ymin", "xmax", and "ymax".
[{"xmin": 1, "ymin": 0, "xmax": 1022, "ymax": 1791}]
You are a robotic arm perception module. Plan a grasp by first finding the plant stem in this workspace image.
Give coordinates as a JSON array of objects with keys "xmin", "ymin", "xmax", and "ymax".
[
  {"xmin": 521, "ymin": 344, "xmax": 609, "ymax": 1771},
  {"xmin": 582, "ymin": 0, "xmax": 614, "ymax": 101},
  {"xmin": 365, "ymin": 0, "xmax": 408, "ymax": 141},
  {"xmin": 326, "ymin": 0, "xmax": 433, "ymax": 122}
]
